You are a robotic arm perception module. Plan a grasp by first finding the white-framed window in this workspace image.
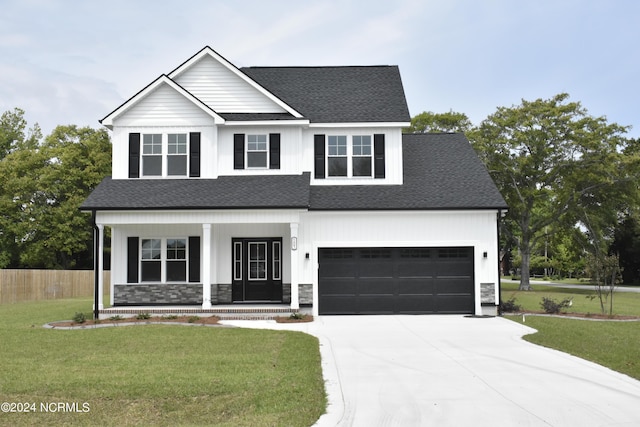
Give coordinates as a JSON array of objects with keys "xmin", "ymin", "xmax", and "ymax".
[
  {"xmin": 167, "ymin": 134, "xmax": 188, "ymax": 176},
  {"xmin": 247, "ymin": 134, "xmax": 268, "ymax": 168},
  {"xmin": 327, "ymin": 135, "xmax": 348, "ymax": 177},
  {"xmin": 142, "ymin": 134, "xmax": 163, "ymax": 176},
  {"xmin": 140, "ymin": 238, "xmax": 188, "ymax": 282},
  {"xmin": 233, "ymin": 241, "xmax": 243, "ymax": 281},
  {"xmin": 272, "ymin": 241, "xmax": 281, "ymax": 280},
  {"xmin": 141, "ymin": 133, "xmax": 189, "ymax": 177},
  {"xmin": 352, "ymin": 135, "xmax": 372, "ymax": 177},
  {"xmin": 326, "ymin": 135, "xmax": 373, "ymax": 178}
]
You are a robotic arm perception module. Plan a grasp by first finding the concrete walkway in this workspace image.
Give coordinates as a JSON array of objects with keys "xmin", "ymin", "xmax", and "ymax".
[{"xmin": 222, "ymin": 315, "xmax": 640, "ymax": 427}]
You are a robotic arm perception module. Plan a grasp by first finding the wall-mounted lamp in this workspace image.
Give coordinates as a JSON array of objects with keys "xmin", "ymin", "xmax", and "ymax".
[
  {"xmin": 483, "ymin": 251, "xmax": 488, "ymax": 258},
  {"xmin": 305, "ymin": 253, "xmax": 310, "ymax": 259},
  {"xmin": 291, "ymin": 236, "xmax": 298, "ymax": 251}
]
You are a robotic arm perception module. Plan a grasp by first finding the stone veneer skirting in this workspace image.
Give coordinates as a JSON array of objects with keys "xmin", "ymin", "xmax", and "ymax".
[{"xmin": 114, "ymin": 283, "xmax": 308, "ymax": 306}]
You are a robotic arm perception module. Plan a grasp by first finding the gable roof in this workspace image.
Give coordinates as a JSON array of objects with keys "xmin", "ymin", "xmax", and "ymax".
[
  {"xmin": 309, "ymin": 133, "xmax": 508, "ymax": 210},
  {"xmin": 100, "ymin": 75, "xmax": 225, "ymax": 128},
  {"xmin": 81, "ymin": 134, "xmax": 506, "ymax": 212},
  {"xmin": 241, "ymin": 66, "xmax": 411, "ymax": 124}
]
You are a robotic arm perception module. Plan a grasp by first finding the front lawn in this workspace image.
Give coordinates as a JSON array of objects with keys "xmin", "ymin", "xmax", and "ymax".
[
  {"xmin": 507, "ymin": 315, "xmax": 640, "ymax": 381},
  {"xmin": 502, "ymin": 281, "xmax": 640, "ymax": 381},
  {"xmin": 0, "ymin": 298, "xmax": 326, "ymax": 426}
]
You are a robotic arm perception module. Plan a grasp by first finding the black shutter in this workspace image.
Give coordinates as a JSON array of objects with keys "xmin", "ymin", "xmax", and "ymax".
[
  {"xmin": 269, "ymin": 133, "xmax": 280, "ymax": 169},
  {"xmin": 189, "ymin": 236, "xmax": 200, "ymax": 283},
  {"xmin": 189, "ymin": 132, "xmax": 201, "ymax": 177},
  {"xmin": 127, "ymin": 237, "xmax": 139, "ymax": 283},
  {"xmin": 374, "ymin": 134, "xmax": 385, "ymax": 179},
  {"xmin": 314, "ymin": 134, "xmax": 325, "ymax": 179},
  {"xmin": 128, "ymin": 133, "xmax": 140, "ymax": 178},
  {"xmin": 233, "ymin": 133, "xmax": 245, "ymax": 169}
]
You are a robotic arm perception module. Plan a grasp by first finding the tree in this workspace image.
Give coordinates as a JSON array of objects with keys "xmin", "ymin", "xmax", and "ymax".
[
  {"xmin": 469, "ymin": 93, "xmax": 633, "ymax": 290},
  {"xmin": 610, "ymin": 212, "xmax": 640, "ymax": 285},
  {"xmin": 0, "ymin": 123, "xmax": 111, "ymax": 268},
  {"xmin": 406, "ymin": 110, "xmax": 472, "ymax": 134}
]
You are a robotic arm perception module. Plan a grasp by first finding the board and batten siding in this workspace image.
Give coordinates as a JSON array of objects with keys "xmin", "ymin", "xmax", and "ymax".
[
  {"xmin": 110, "ymin": 126, "xmax": 216, "ymax": 179},
  {"xmin": 217, "ymin": 126, "xmax": 302, "ymax": 175},
  {"xmin": 174, "ymin": 55, "xmax": 286, "ymax": 114},
  {"xmin": 298, "ymin": 210, "xmax": 501, "ymax": 314}
]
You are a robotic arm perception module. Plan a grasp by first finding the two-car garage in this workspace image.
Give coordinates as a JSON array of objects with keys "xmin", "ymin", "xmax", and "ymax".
[{"xmin": 318, "ymin": 247, "xmax": 475, "ymax": 315}]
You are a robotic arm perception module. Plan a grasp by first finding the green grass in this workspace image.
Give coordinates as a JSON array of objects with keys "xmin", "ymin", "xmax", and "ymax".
[
  {"xmin": 507, "ymin": 316, "xmax": 640, "ymax": 380},
  {"xmin": 501, "ymin": 281, "xmax": 640, "ymax": 316},
  {"xmin": 0, "ymin": 298, "xmax": 326, "ymax": 426},
  {"xmin": 502, "ymin": 281, "xmax": 640, "ymax": 381}
]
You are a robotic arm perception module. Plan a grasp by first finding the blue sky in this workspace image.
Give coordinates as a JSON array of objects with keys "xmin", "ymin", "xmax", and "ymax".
[{"xmin": 2, "ymin": 0, "xmax": 640, "ymax": 138}]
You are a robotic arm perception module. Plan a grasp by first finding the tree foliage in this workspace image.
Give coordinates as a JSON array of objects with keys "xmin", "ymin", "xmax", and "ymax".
[
  {"xmin": 406, "ymin": 110, "xmax": 472, "ymax": 134},
  {"xmin": 0, "ymin": 112, "xmax": 111, "ymax": 269},
  {"xmin": 468, "ymin": 93, "xmax": 636, "ymax": 290}
]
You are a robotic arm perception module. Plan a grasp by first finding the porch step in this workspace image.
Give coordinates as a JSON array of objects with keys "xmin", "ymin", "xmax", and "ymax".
[{"xmin": 99, "ymin": 305, "xmax": 304, "ymax": 321}]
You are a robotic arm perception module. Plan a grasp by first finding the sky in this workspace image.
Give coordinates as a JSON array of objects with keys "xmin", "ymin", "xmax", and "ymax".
[{"xmin": 2, "ymin": 0, "xmax": 640, "ymax": 138}]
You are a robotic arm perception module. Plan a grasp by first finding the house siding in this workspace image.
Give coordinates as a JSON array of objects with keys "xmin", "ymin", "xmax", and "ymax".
[{"xmin": 173, "ymin": 55, "xmax": 286, "ymax": 113}]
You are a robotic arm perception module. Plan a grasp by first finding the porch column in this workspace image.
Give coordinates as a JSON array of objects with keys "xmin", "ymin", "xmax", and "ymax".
[
  {"xmin": 202, "ymin": 223, "xmax": 212, "ymax": 309},
  {"xmin": 290, "ymin": 222, "xmax": 299, "ymax": 309},
  {"xmin": 96, "ymin": 224, "xmax": 104, "ymax": 310}
]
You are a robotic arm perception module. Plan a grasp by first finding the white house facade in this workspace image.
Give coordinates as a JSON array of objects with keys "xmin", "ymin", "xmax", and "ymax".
[{"xmin": 82, "ymin": 47, "xmax": 507, "ymax": 318}]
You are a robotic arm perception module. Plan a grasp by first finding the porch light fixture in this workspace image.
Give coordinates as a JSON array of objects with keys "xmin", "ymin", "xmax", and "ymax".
[{"xmin": 291, "ymin": 236, "xmax": 298, "ymax": 250}]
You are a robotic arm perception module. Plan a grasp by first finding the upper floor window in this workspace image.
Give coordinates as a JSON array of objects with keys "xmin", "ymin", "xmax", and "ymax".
[
  {"xmin": 247, "ymin": 134, "xmax": 268, "ymax": 168},
  {"xmin": 129, "ymin": 132, "xmax": 200, "ymax": 179},
  {"xmin": 234, "ymin": 133, "xmax": 280, "ymax": 170},
  {"xmin": 314, "ymin": 133, "xmax": 385, "ymax": 180}
]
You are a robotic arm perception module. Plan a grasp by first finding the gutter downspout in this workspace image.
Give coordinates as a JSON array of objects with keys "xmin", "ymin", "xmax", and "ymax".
[
  {"xmin": 92, "ymin": 210, "xmax": 99, "ymax": 320},
  {"xmin": 497, "ymin": 209, "xmax": 503, "ymax": 316}
]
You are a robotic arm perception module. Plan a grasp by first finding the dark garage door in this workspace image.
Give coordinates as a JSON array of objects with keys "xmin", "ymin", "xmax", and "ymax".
[{"xmin": 318, "ymin": 247, "xmax": 474, "ymax": 315}]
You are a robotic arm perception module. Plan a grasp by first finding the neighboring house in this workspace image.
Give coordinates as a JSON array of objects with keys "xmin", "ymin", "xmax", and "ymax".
[{"xmin": 81, "ymin": 46, "xmax": 507, "ymax": 317}]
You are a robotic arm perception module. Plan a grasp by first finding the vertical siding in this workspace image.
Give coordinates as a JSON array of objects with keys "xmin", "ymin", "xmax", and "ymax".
[
  {"xmin": 174, "ymin": 55, "xmax": 286, "ymax": 113},
  {"xmin": 217, "ymin": 126, "xmax": 302, "ymax": 175}
]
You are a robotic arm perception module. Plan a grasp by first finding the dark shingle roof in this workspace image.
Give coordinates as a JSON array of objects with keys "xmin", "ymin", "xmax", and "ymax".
[
  {"xmin": 81, "ymin": 135, "xmax": 506, "ymax": 211},
  {"xmin": 81, "ymin": 173, "xmax": 310, "ymax": 210},
  {"xmin": 309, "ymin": 133, "xmax": 508, "ymax": 210},
  {"xmin": 241, "ymin": 66, "xmax": 410, "ymax": 123}
]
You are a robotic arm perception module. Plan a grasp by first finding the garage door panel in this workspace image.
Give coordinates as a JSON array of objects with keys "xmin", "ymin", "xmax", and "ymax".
[{"xmin": 319, "ymin": 247, "xmax": 474, "ymax": 315}]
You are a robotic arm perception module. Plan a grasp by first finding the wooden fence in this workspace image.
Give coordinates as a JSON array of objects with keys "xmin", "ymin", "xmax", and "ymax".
[{"xmin": 0, "ymin": 269, "xmax": 110, "ymax": 304}]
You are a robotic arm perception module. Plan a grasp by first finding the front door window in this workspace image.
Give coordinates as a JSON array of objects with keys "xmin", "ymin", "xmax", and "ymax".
[{"xmin": 248, "ymin": 242, "xmax": 267, "ymax": 280}]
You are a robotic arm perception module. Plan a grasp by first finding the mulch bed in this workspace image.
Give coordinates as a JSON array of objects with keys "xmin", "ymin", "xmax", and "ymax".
[
  {"xmin": 508, "ymin": 311, "xmax": 640, "ymax": 321},
  {"xmin": 48, "ymin": 314, "xmax": 314, "ymax": 328}
]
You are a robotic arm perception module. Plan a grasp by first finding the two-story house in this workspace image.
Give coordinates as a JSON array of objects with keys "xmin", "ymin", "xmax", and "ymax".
[{"xmin": 81, "ymin": 46, "xmax": 507, "ymax": 318}]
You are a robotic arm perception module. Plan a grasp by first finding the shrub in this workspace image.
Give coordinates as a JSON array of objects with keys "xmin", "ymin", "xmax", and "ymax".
[
  {"xmin": 109, "ymin": 315, "xmax": 124, "ymax": 321},
  {"xmin": 500, "ymin": 296, "xmax": 521, "ymax": 313},
  {"xmin": 72, "ymin": 312, "xmax": 87, "ymax": 324},
  {"xmin": 136, "ymin": 312, "xmax": 151, "ymax": 320},
  {"xmin": 540, "ymin": 297, "xmax": 573, "ymax": 314},
  {"xmin": 163, "ymin": 314, "xmax": 179, "ymax": 320},
  {"xmin": 188, "ymin": 316, "xmax": 200, "ymax": 323}
]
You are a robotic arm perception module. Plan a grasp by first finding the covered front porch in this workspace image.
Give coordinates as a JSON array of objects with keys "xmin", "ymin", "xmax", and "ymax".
[{"xmin": 92, "ymin": 209, "xmax": 309, "ymax": 315}]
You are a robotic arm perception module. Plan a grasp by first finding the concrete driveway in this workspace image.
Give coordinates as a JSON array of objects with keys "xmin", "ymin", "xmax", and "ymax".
[{"xmin": 223, "ymin": 315, "xmax": 640, "ymax": 427}]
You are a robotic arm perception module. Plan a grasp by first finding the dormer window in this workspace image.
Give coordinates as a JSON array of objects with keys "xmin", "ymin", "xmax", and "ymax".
[
  {"xmin": 314, "ymin": 133, "xmax": 385, "ymax": 180},
  {"xmin": 167, "ymin": 134, "xmax": 188, "ymax": 175},
  {"xmin": 142, "ymin": 134, "xmax": 162, "ymax": 176}
]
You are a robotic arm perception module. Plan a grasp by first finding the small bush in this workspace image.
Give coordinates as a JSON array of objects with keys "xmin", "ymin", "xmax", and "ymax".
[
  {"xmin": 72, "ymin": 312, "xmax": 87, "ymax": 324},
  {"xmin": 188, "ymin": 316, "xmax": 200, "ymax": 323},
  {"xmin": 136, "ymin": 312, "xmax": 151, "ymax": 320},
  {"xmin": 289, "ymin": 312, "xmax": 305, "ymax": 320},
  {"xmin": 540, "ymin": 296, "xmax": 573, "ymax": 314},
  {"xmin": 500, "ymin": 296, "xmax": 521, "ymax": 313},
  {"xmin": 163, "ymin": 314, "xmax": 179, "ymax": 320},
  {"xmin": 109, "ymin": 315, "xmax": 124, "ymax": 321}
]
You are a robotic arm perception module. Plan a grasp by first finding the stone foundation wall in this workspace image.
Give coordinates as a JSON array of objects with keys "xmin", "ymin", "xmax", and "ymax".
[
  {"xmin": 480, "ymin": 282, "xmax": 496, "ymax": 304},
  {"xmin": 114, "ymin": 283, "xmax": 202, "ymax": 305},
  {"xmin": 299, "ymin": 283, "xmax": 313, "ymax": 305}
]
